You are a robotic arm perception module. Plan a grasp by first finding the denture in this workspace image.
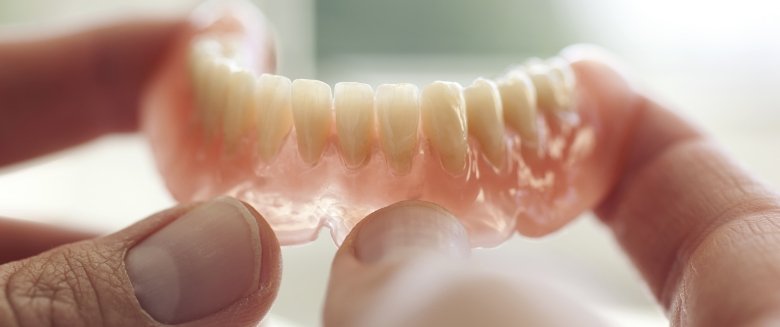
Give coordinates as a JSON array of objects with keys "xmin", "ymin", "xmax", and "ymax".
[{"xmin": 142, "ymin": 1, "xmax": 626, "ymax": 246}]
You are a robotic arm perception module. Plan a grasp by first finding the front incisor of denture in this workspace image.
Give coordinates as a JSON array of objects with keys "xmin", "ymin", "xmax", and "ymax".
[
  {"xmin": 463, "ymin": 78, "xmax": 506, "ymax": 169},
  {"xmin": 253, "ymin": 74, "xmax": 293, "ymax": 162},
  {"xmin": 291, "ymin": 79, "xmax": 333, "ymax": 166},
  {"xmin": 497, "ymin": 73, "xmax": 538, "ymax": 143},
  {"xmin": 375, "ymin": 83, "xmax": 420, "ymax": 175},
  {"xmin": 421, "ymin": 81, "xmax": 469, "ymax": 175},
  {"xmin": 334, "ymin": 82, "xmax": 375, "ymax": 169},
  {"xmin": 222, "ymin": 69, "xmax": 255, "ymax": 147}
]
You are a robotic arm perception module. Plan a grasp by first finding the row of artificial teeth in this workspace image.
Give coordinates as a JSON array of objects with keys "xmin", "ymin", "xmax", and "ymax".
[{"xmin": 188, "ymin": 37, "xmax": 576, "ymax": 175}]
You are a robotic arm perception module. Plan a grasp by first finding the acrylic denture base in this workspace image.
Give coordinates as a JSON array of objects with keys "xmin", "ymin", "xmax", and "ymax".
[{"xmin": 142, "ymin": 2, "xmax": 598, "ymax": 246}]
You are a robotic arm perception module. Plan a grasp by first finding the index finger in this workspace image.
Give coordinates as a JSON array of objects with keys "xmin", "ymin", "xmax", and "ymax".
[
  {"xmin": 0, "ymin": 18, "xmax": 183, "ymax": 166},
  {"xmin": 575, "ymin": 49, "xmax": 780, "ymax": 325}
]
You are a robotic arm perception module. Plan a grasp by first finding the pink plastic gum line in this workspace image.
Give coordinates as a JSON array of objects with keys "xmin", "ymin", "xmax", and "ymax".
[{"xmin": 141, "ymin": 2, "xmax": 638, "ymax": 246}]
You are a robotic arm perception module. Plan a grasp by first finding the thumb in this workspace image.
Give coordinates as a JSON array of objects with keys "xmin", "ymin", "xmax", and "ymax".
[{"xmin": 0, "ymin": 197, "xmax": 281, "ymax": 327}]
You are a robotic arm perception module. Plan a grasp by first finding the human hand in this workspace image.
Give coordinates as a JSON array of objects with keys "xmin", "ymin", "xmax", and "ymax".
[{"xmin": 0, "ymin": 19, "xmax": 283, "ymax": 326}]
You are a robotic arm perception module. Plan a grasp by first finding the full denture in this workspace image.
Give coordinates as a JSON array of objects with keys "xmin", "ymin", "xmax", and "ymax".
[{"xmin": 142, "ymin": 0, "xmax": 609, "ymax": 246}]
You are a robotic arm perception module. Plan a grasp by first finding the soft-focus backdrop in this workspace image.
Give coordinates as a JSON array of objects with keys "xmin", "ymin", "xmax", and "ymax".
[{"xmin": 2, "ymin": 0, "xmax": 779, "ymax": 326}]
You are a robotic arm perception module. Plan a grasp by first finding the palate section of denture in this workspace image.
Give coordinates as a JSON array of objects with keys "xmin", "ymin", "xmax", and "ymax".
[
  {"xmin": 421, "ymin": 81, "xmax": 469, "ymax": 175},
  {"xmin": 291, "ymin": 79, "xmax": 334, "ymax": 165},
  {"xmin": 375, "ymin": 83, "xmax": 421, "ymax": 175},
  {"xmin": 463, "ymin": 78, "xmax": 506, "ymax": 170},
  {"xmin": 334, "ymin": 82, "xmax": 375, "ymax": 169}
]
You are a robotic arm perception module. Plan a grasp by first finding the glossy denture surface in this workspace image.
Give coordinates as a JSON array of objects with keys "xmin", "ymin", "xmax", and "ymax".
[{"xmin": 142, "ymin": 1, "xmax": 633, "ymax": 246}]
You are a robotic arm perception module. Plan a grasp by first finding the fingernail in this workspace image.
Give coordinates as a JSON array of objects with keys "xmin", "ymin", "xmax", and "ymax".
[
  {"xmin": 354, "ymin": 201, "xmax": 470, "ymax": 263},
  {"xmin": 126, "ymin": 197, "xmax": 262, "ymax": 324}
]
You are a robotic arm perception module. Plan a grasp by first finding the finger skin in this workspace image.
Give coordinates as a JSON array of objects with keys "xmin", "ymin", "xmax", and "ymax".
[
  {"xmin": 0, "ymin": 200, "xmax": 281, "ymax": 327},
  {"xmin": 0, "ymin": 18, "xmax": 184, "ymax": 167},
  {"xmin": 324, "ymin": 201, "xmax": 604, "ymax": 327},
  {"xmin": 573, "ymin": 56, "xmax": 780, "ymax": 325},
  {"xmin": 0, "ymin": 217, "xmax": 97, "ymax": 265}
]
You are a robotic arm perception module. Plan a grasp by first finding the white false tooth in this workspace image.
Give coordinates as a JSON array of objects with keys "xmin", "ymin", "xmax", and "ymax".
[
  {"xmin": 375, "ymin": 83, "xmax": 420, "ymax": 175},
  {"xmin": 252, "ymin": 74, "xmax": 293, "ymax": 162},
  {"xmin": 497, "ymin": 72, "xmax": 538, "ymax": 143},
  {"xmin": 188, "ymin": 41, "xmax": 208, "ymax": 96},
  {"xmin": 222, "ymin": 69, "xmax": 255, "ymax": 148},
  {"xmin": 463, "ymin": 78, "xmax": 506, "ymax": 169},
  {"xmin": 421, "ymin": 81, "xmax": 468, "ymax": 175},
  {"xmin": 546, "ymin": 57, "xmax": 576, "ymax": 110},
  {"xmin": 525, "ymin": 59, "xmax": 572, "ymax": 112},
  {"xmin": 202, "ymin": 61, "xmax": 232, "ymax": 139},
  {"xmin": 334, "ymin": 82, "xmax": 375, "ymax": 169},
  {"xmin": 189, "ymin": 45, "xmax": 212, "ymax": 121},
  {"xmin": 291, "ymin": 79, "xmax": 333, "ymax": 166}
]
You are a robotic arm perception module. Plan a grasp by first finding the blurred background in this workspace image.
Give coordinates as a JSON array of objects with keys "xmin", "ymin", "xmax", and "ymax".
[{"xmin": 2, "ymin": 0, "xmax": 780, "ymax": 325}]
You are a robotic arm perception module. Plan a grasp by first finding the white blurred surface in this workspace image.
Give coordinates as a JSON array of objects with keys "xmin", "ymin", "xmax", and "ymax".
[{"xmin": 2, "ymin": 0, "xmax": 780, "ymax": 326}]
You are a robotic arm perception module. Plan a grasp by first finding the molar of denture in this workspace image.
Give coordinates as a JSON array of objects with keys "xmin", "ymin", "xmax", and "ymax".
[
  {"xmin": 524, "ymin": 59, "xmax": 572, "ymax": 112},
  {"xmin": 334, "ymin": 82, "xmax": 375, "ymax": 169},
  {"xmin": 375, "ymin": 83, "xmax": 421, "ymax": 175},
  {"xmin": 463, "ymin": 78, "xmax": 506, "ymax": 169},
  {"xmin": 291, "ymin": 79, "xmax": 333, "ymax": 166},
  {"xmin": 421, "ymin": 81, "xmax": 468, "ymax": 175},
  {"xmin": 497, "ymin": 72, "xmax": 538, "ymax": 143},
  {"xmin": 253, "ymin": 74, "xmax": 293, "ymax": 162},
  {"xmin": 222, "ymin": 69, "xmax": 255, "ymax": 147}
]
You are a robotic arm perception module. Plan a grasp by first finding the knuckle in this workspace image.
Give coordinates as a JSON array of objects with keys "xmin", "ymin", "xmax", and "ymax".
[
  {"xmin": 695, "ymin": 208, "xmax": 780, "ymax": 263},
  {"xmin": 1, "ymin": 241, "xmax": 127, "ymax": 327},
  {"xmin": 684, "ymin": 199, "xmax": 780, "ymax": 263},
  {"xmin": 669, "ymin": 209, "xmax": 780, "ymax": 325}
]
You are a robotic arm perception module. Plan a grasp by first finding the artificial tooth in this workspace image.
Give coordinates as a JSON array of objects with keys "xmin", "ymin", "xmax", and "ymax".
[
  {"xmin": 252, "ymin": 74, "xmax": 293, "ymax": 162},
  {"xmin": 497, "ymin": 72, "xmax": 538, "ymax": 143},
  {"xmin": 188, "ymin": 41, "xmax": 209, "ymax": 95},
  {"xmin": 222, "ymin": 69, "xmax": 255, "ymax": 147},
  {"xmin": 524, "ymin": 59, "xmax": 573, "ymax": 112},
  {"xmin": 546, "ymin": 57, "xmax": 576, "ymax": 110},
  {"xmin": 375, "ymin": 83, "xmax": 420, "ymax": 175},
  {"xmin": 463, "ymin": 78, "xmax": 506, "ymax": 169},
  {"xmin": 334, "ymin": 82, "xmax": 375, "ymax": 169},
  {"xmin": 201, "ymin": 60, "xmax": 232, "ymax": 139},
  {"xmin": 188, "ymin": 45, "xmax": 211, "ymax": 122},
  {"xmin": 421, "ymin": 81, "xmax": 468, "ymax": 175},
  {"xmin": 291, "ymin": 79, "xmax": 333, "ymax": 166}
]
